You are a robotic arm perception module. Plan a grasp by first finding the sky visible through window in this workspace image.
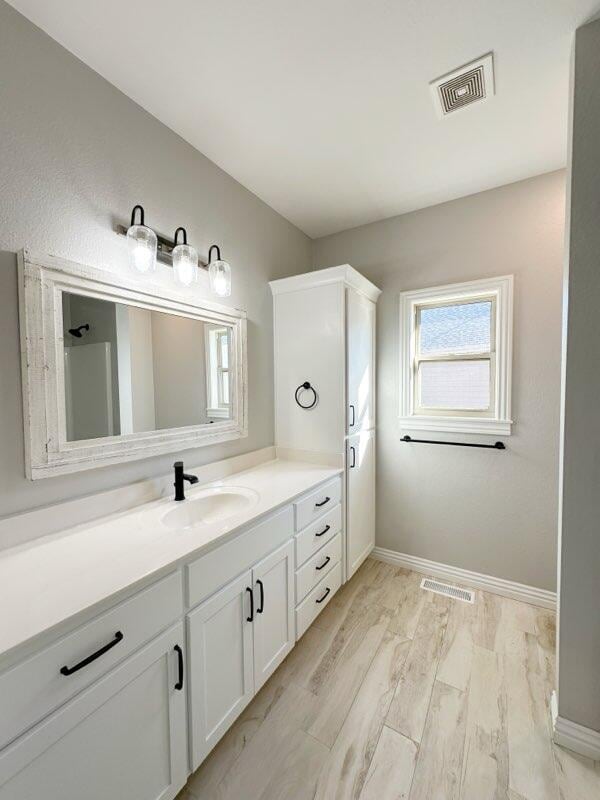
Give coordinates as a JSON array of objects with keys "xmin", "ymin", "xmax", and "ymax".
[{"xmin": 419, "ymin": 301, "xmax": 491, "ymax": 355}]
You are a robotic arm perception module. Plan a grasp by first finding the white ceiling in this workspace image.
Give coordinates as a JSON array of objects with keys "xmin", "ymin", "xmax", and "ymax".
[{"xmin": 8, "ymin": 0, "xmax": 600, "ymax": 237}]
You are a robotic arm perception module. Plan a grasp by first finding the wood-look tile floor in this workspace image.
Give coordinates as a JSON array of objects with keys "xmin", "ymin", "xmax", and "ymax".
[{"xmin": 178, "ymin": 559, "xmax": 600, "ymax": 800}]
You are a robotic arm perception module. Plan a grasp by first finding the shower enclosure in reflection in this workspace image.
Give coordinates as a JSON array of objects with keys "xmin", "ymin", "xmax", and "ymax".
[{"xmin": 62, "ymin": 292, "xmax": 232, "ymax": 442}]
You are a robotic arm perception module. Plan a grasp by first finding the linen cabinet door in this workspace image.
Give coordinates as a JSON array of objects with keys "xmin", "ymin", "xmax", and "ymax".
[
  {"xmin": 187, "ymin": 570, "xmax": 254, "ymax": 771},
  {"xmin": 346, "ymin": 289, "xmax": 376, "ymax": 434},
  {"xmin": 252, "ymin": 539, "xmax": 295, "ymax": 692},
  {"xmin": 347, "ymin": 429, "xmax": 376, "ymax": 579},
  {"xmin": 0, "ymin": 624, "xmax": 188, "ymax": 800}
]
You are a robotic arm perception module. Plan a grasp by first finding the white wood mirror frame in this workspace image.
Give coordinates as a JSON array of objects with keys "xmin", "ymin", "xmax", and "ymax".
[{"xmin": 18, "ymin": 250, "xmax": 248, "ymax": 479}]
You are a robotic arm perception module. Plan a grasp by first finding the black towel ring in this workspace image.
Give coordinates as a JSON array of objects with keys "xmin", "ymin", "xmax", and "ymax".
[{"xmin": 295, "ymin": 381, "xmax": 318, "ymax": 410}]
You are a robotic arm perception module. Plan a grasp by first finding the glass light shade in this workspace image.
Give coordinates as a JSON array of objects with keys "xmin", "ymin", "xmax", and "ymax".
[
  {"xmin": 172, "ymin": 243, "xmax": 198, "ymax": 287},
  {"xmin": 126, "ymin": 224, "xmax": 157, "ymax": 275},
  {"xmin": 209, "ymin": 259, "xmax": 231, "ymax": 297}
]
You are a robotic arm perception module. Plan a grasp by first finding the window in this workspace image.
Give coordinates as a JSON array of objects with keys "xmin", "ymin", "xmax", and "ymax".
[
  {"xmin": 205, "ymin": 326, "xmax": 232, "ymax": 419},
  {"xmin": 399, "ymin": 276, "xmax": 513, "ymax": 435}
]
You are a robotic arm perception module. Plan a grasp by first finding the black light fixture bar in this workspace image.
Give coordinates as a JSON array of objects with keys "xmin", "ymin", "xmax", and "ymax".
[
  {"xmin": 401, "ymin": 435, "xmax": 505, "ymax": 450},
  {"xmin": 115, "ymin": 223, "xmax": 209, "ymax": 268}
]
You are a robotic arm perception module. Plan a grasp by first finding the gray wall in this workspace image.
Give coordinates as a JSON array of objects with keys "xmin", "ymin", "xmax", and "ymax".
[
  {"xmin": 557, "ymin": 18, "xmax": 600, "ymax": 733},
  {"xmin": 151, "ymin": 314, "xmax": 208, "ymax": 430},
  {"xmin": 313, "ymin": 170, "xmax": 565, "ymax": 591},
  {"xmin": 0, "ymin": 1, "xmax": 310, "ymax": 520}
]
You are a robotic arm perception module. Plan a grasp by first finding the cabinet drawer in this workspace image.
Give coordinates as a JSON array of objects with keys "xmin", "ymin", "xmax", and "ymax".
[
  {"xmin": 295, "ymin": 503, "xmax": 341, "ymax": 567},
  {"xmin": 0, "ymin": 570, "xmax": 182, "ymax": 751},
  {"xmin": 187, "ymin": 506, "xmax": 293, "ymax": 609},
  {"xmin": 294, "ymin": 476, "xmax": 342, "ymax": 531},
  {"xmin": 296, "ymin": 561, "xmax": 341, "ymax": 640},
  {"xmin": 0, "ymin": 623, "xmax": 187, "ymax": 800},
  {"xmin": 295, "ymin": 533, "xmax": 341, "ymax": 604}
]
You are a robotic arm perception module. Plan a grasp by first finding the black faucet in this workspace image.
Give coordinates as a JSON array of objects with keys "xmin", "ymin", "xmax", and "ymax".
[{"xmin": 173, "ymin": 461, "xmax": 198, "ymax": 501}]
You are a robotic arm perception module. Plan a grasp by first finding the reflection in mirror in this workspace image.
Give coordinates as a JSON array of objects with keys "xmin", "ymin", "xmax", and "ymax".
[{"xmin": 61, "ymin": 292, "xmax": 233, "ymax": 442}]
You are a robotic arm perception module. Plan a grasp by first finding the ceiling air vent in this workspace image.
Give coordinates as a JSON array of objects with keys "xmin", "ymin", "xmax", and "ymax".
[{"xmin": 430, "ymin": 53, "xmax": 494, "ymax": 117}]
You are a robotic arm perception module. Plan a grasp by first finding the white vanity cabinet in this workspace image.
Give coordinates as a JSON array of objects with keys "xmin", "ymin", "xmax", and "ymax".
[
  {"xmin": 347, "ymin": 288, "xmax": 376, "ymax": 434},
  {"xmin": 0, "ymin": 623, "xmax": 188, "ymax": 800},
  {"xmin": 293, "ymin": 476, "xmax": 344, "ymax": 638},
  {"xmin": 0, "ymin": 470, "xmax": 343, "ymax": 798},
  {"xmin": 187, "ymin": 569, "xmax": 255, "ymax": 770},
  {"xmin": 187, "ymin": 539, "xmax": 295, "ymax": 770},
  {"xmin": 347, "ymin": 429, "xmax": 376, "ymax": 577},
  {"xmin": 252, "ymin": 540, "xmax": 295, "ymax": 690},
  {"xmin": 271, "ymin": 265, "xmax": 381, "ymax": 581}
]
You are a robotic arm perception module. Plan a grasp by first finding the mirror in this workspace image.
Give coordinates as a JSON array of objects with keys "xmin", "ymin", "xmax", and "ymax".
[
  {"xmin": 62, "ymin": 292, "xmax": 233, "ymax": 441},
  {"xmin": 19, "ymin": 250, "xmax": 247, "ymax": 479}
]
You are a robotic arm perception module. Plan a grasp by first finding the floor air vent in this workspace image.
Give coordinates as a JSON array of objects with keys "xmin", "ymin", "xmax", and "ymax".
[
  {"xmin": 420, "ymin": 578, "xmax": 474, "ymax": 603},
  {"xmin": 430, "ymin": 53, "xmax": 494, "ymax": 117}
]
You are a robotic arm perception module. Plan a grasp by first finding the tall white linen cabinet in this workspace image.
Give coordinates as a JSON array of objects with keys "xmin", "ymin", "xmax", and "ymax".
[{"xmin": 270, "ymin": 265, "xmax": 381, "ymax": 583}]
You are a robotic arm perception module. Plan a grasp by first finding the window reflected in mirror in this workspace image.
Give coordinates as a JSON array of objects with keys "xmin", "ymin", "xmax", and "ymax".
[{"xmin": 61, "ymin": 292, "xmax": 233, "ymax": 442}]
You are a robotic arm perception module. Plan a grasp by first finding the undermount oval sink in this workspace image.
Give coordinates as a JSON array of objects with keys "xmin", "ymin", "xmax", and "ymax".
[{"xmin": 162, "ymin": 486, "xmax": 259, "ymax": 529}]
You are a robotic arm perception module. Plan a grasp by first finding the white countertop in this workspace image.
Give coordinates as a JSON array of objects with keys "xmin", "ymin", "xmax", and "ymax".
[{"xmin": 0, "ymin": 459, "xmax": 342, "ymax": 663}]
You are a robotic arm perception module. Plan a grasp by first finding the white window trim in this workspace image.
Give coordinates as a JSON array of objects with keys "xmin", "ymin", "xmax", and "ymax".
[
  {"xmin": 205, "ymin": 326, "xmax": 232, "ymax": 419},
  {"xmin": 399, "ymin": 275, "xmax": 513, "ymax": 436}
]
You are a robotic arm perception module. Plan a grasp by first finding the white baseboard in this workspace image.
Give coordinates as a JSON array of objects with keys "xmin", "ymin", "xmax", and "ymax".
[
  {"xmin": 552, "ymin": 694, "xmax": 600, "ymax": 761},
  {"xmin": 371, "ymin": 547, "xmax": 556, "ymax": 610}
]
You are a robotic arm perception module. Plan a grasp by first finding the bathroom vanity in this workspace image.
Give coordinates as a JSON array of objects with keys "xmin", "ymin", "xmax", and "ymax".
[
  {"xmin": 1, "ymin": 251, "xmax": 379, "ymax": 798},
  {"xmin": 0, "ymin": 458, "xmax": 342, "ymax": 799}
]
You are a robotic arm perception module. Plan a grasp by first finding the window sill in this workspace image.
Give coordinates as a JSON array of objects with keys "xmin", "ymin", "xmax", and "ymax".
[
  {"xmin": 207, "ymin": 408, "xmax": 230, "ymax": 419},
  {"xmin": 399, "ymin": 415, "xmax": 512, "ymax": 436}
]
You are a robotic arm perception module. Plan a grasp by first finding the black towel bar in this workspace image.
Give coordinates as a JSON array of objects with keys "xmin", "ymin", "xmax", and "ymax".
[{"xmin": 401, "ymin": 435, "xmax": 505, "ymax": 450}]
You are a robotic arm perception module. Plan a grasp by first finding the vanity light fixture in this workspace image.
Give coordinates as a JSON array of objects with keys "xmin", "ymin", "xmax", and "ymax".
[
  {"xmin": 126, "ymin": 205, "xmax": 157, "ymax": 275},
  {"xmin": 172, "ymin": 227, "xmax": 198, "ymax": 287},
  {"xmin": 208, "ymin": 245, "xmax": 232, "ymax": 298},
  {"xmin": 119, "ymin": 207, "xmax": 233, "ymax": 297}
]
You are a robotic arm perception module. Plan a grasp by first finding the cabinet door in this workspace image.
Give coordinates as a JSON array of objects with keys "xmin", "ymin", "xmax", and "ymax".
[
  {"xmin": 187, "ymin": 570, "xmax": 254, "ymax": 770},
  {"xmin": 0, "ymin": 624, "xmax": 187, "ymax": 800},
  {"xmin": 252, "ymin": 540, "xmax": 295, "ymax": 692},
  {"xmin": 347, "ymin": 289, "xmax": 376, "ymax": 434},
  {"xmin": 273, "ymin": 283, "xmax": 346, "ymax": 454},
  {"xmin": 347, "ymin": 430, "xmax": 376, "ymax": 579}
]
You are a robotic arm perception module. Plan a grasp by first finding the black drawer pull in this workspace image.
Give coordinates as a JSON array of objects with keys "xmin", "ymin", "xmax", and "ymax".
[
  {"xmin": 349, "ymin": 404, "xmax": 356, "ymax": 427},
  {"xmin": 315, "ymin": 496, "xmax": 330, "ymax": 508},
  {"xmin": 246, "ymin": 586, "xmax": 254, "ymax": 622},
  {"xmin": 316, "ymin": 587, "xmax": 331, "ymax": 604},
  {"xmin": 256, "ymin": 579, "xmax": 264, "ymax": 614},
  {"xmin": 174, "ymin": 644, "xmax": 184, "ymax": 691},
  {"xmin": 350, "ymin": 446, "xmax": 356, "ymax": 468},
  {"xmin": 60, "ymin": 631, "xmax": 123, "ymax": 676},
  {"xmin": 315, "ymin": 524, "xmax": 330, "ymax": 538},
  {"xmin": 316, "ymin": 556, "xmax": 331, "ymax": 571}
]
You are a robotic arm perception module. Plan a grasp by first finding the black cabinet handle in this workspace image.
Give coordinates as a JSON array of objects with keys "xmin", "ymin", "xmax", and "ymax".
[
  {"xmin": 174, "ymin": 644, "xmax": 184, "ymax": 691},
  {"xmin": 349, "ymin": 404, "xmax": 356, "ymax": 427},
  {"xmin": 60, "ymin": 631, "xmax": 124, "ymax": 676},
  {"xmin": 246, "ymin": 586, "xmax": 254, "ymax": 622},
  {"xmin": 316, "ymin": 587, "xmax": 331, "ymax": 604},
  {"xmin": 256, "ymin": 579, "xmax": 264, "ymax": 614},
  {"xmin": 316, "ymin": 556, "xmax": 331, "ymax": 571},
  {"xmin": 315, "ymin": 496, "xmax": 330, "ymax": 508},
  {"xmin": 350, "ymin": 446, "xmax": 356, "ymax": 468},
  {"xmin": 315, "ymin": 524, "xmax": 330, "ymax": 538}
]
